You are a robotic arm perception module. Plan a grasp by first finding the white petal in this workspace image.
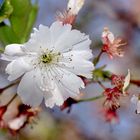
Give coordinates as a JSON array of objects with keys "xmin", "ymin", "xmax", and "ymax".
[
  {"xmin": 102, "ymin": 28, "xmax": 115, "ymax": 44},
  {"xmin": 60, "ymin": 51, "xmax": 94, "ymax": 78},
  {"xmin": 72, "ymin": 38, "xmax": 91, "ymax": 51},
  {"xmin": 45, "ymin": 82, "xmax": 64, "ymax": 108},
  {"xmin": 67, "ymin": 0, "xmax": 85, "ymax": 15},
  {"xmin": 51, "ymin": 67, "xmax": 85, "ymax": 95},
  {"xmin": 123, "ymin": 69, "xmax": 130, "ymax": 93},
  {"xmin": 37, "ymin": 24, "xmax": 52, "ymax": 48},
  {"xmin": 51, "ymin": 22, "xmax": 91, "ymax": 52},
  {"xmin": 24, "ymin": 25, "xmax": 52, "ymax": 52},
  {"xmin": 6, "ymin": 57, "xmax": 32, "ymax": 81},
  {"xmin": 17, "ymin": 70, "xmax": 44, "ymax": 107},
  {"xmin": 45, "ymin": 67, "xmax": 84, "ymax": 108},
  {"xmin": 43, "ymin": 66, "xmax": 85, "ymax": 108},
  {"xmin": 50, "ymin": 21, "xmax": 71, "ymax": 44},
  {"xmin": 131, "ymin": 95, "xmax": 138, "ymax": 104},
  {"xmin": 69, "ymin": 50, "xmax": 93, "ymax": 60},
  {"xmin": 1, "ymin": 54, "xmax": 19, "ymax": 61},
  {"xmin": 55, "ymin": 28, "xmax": 88, "ymax": 53},
  {"xmin": 4, "ymin": 44, "xmax": 24, "ymax": 56},
  {"xmin": 8, "ymin": 115, "xmax": 27, "ymax": 130},
  {"xmin": 107, "ymin": 32, "xmax": 115, "ymax": 44}
]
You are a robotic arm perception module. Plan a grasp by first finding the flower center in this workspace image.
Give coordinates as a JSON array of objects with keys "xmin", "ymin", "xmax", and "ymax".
[
  {"xmin": 31, "ymin": 49, "xmax": 61, "ymax": 70},
  {"xmin": 40, "ymin": 53, "xmax": 53, "ymax": 64},
  {"xmin": 39, "ymin": 51, "xmax": 61, "ymax": 66}
]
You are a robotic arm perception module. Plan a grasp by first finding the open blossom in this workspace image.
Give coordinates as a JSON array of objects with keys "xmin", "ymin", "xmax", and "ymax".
[
  {"xmin": 1, "ymin": 21, "xmax": 94, "ymax": 108},
  {"xmin": 102, "ymin": 27, "xmax": 126, "ymax": 59},
  {"xmin": 131, "ymin": 95, "xmax": 140, "ymax": 114},
  {"xmin": 57, "ymin": 0, "xmax": 84, "ymax": 24}
]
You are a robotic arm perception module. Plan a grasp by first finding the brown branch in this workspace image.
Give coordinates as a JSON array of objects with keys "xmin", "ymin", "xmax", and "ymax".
[{"xmin": 130, "ymin": 80, "xmax": 140, "ymax": 87}]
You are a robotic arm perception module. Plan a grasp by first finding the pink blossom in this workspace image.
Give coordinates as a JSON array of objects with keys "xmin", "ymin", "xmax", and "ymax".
[{"xmin": 102, "ymin": 27, "xmax": 126, "ymax": 59}]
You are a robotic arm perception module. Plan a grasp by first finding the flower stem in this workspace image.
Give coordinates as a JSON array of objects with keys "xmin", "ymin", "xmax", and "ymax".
[
  {"xmin": 93, "ymin": 50, "xmax": 103, "ymax": 66},
  {"xmin": 78, "ymin": 95, "xmax": 103, "ymax": 103},
  {"xmin": 97, "ymin": 81, "xmax": 106, "ymax": 90}
]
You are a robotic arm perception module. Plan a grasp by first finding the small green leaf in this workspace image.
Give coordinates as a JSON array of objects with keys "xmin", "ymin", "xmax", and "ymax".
[
  {"xmin": 9, "ymin": 0, "xmax": 38, "ymax": 43},
  {"xmin": 0, "ymin": 0, "xmax": 13, "ymax": 23},
  {"xmin": 21, "ymin": 2, "xmax": 38, "ymax": 42},
  {"xmin": 92, "ymin": 66, "xmax": 111, "ymax": 81},
  {"xmin": 0, "ymin": 25, "xmax": 19, "ymax": 45}
]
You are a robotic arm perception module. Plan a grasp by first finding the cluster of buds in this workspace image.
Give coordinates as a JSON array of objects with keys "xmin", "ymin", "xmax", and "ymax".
[
  {"xmin": 102, "ymin": 70, "xmax": 130, "ymax": 123},
  {"xmin": 57, "ymin": 0, "xmax": 85, "ymax": 25},
  {"xmin": 101, "ymin": 27, "xmax": 126, "ymax": 59}
]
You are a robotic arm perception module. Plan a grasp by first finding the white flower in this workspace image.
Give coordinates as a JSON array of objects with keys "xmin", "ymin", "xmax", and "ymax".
[
  {"xmin": 1, "ymin": 21, "xmax": 94, "ymax": 108},
  {"xmin": 67, "ymin": 0, "xmax": 85, "ymax": 15},
  {"xmin": 131, "ymin": 95, "xmax": 140, "ymax": 114}
]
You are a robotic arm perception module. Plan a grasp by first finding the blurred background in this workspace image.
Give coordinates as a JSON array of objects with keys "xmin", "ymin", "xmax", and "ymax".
[{"xmin": 1, "ymin": 0, "xmax": 140, "ymax": 140}]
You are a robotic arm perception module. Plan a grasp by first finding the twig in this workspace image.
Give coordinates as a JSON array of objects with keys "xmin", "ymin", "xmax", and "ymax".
[
  {"xmin": 130, "ymin": 80, "xmax": 140, "ymax": 87},
  {"xmin": 78, "ymin": 95, "xmax": 103, "ymax": 103},
  {"xmin": 93, "ymin": 50, "xmax": 104, "ymax": 66},
  {"xmin": 97, "ymin": 81, "xmax": 106, "ymax": 90}
]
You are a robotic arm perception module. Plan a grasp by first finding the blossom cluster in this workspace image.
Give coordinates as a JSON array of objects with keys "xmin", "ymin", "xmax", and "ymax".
[{"xmin": 102, "ymin": 70, "xmax": 130, "ymax": 123}]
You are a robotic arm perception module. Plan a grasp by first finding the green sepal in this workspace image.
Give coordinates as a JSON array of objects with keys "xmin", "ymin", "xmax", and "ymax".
[{"xmin": 92, "ymin": 65, "xmax": 111, "ymax": 81}]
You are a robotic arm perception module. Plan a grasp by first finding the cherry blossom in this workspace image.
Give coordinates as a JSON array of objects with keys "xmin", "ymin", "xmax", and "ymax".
[{"xmin": 1, "ymin": 21, "xmax": 94, "ymax": 108}]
